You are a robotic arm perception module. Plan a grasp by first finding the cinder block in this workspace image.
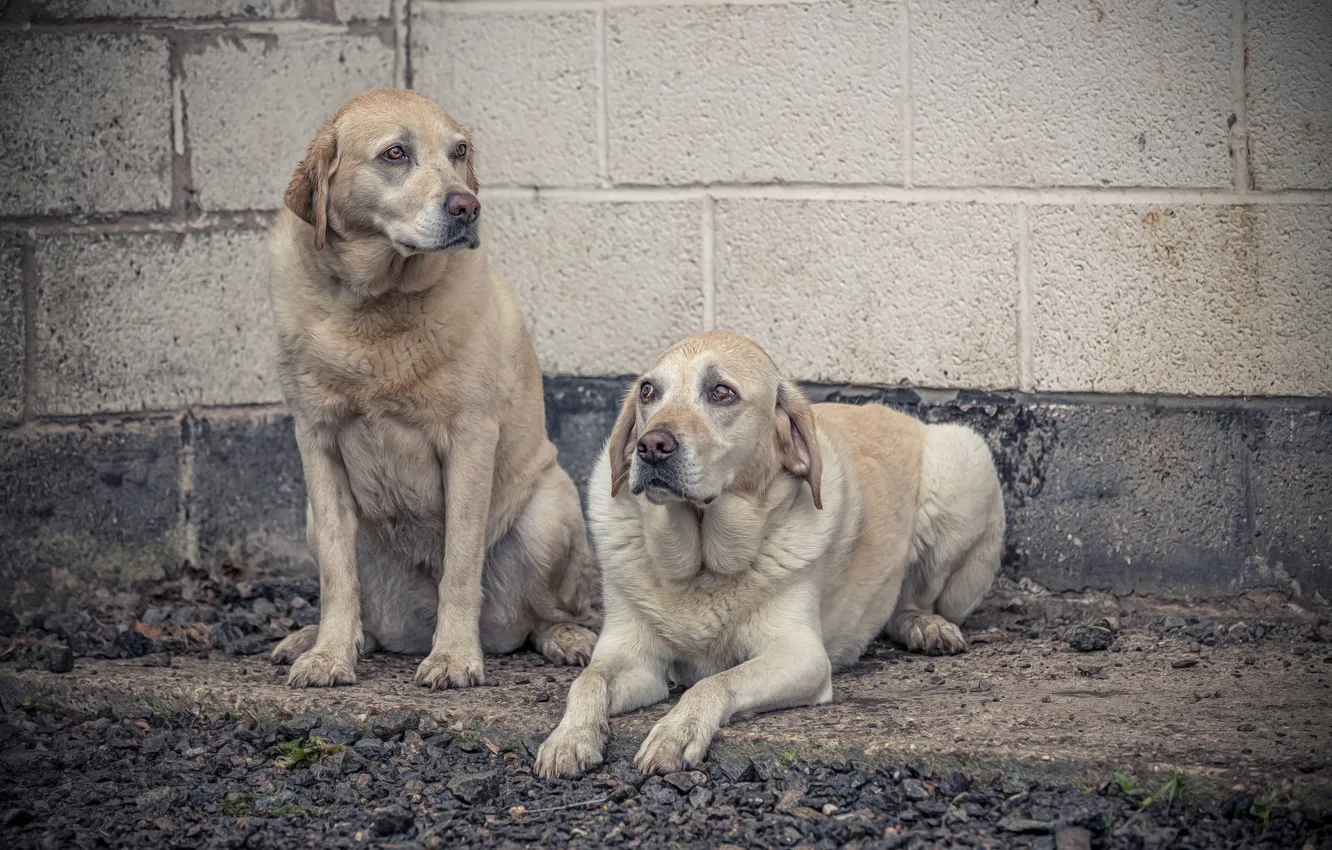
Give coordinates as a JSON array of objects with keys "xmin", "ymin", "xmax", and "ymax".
[
  {"xmin": 714, "ymin": 200, "xmax": 1019, "ymax": 389},
  {"xmin": 30, "ymin": 0, "xmax": 299, "ymax": 18},
  {"xmin": 183, "ymin": 33, "xmax": 395, "ymax": 211},
  {"xmin": 412, "ymin": 7, "xmax": 600, "ymax": 187},
  {"xmin": 1250, "ymin": 409, "xmax": 1332, "ymax": 596},
  {"xmin": 1004, "ymin": 404, "xmax": 1252, "ymax": 596},
  {"xmin": 334, "ymin": 0, "xmax": 391, "ymax": 22},
  {"xmin": 193, "ymin": 413, "xmax": 311, "ymax": 574},
  {"xmin": 0, "ymin": 419, "xmax": 182, "ymax": 624},
  {"xmin": 0, "ymin": 33, "xmax": 172, "ymax": 216},
  {"xmin": 31, "ymin": 230, "xmax": 281, "ymax": 415},
  {"xmin": 0, "ymin": 234, "xmax": 24, "ymax": 424},
  {"xmin": 1030, "ymin": 205, "xmax": 1332, "ymax": 397},
  {"xmin": 606, "ymin": 1, "xmax": 902, "ymax": 185},
  {"xmin": 1247, "ymin": 0, "xmax": 1332, "ymax": 190},
  {"xmin": 483, "ymin": 198, "xmax": 704, "ymax": 376},
  {"xmin": 911, "ymin": 0, "xmax": 1233, "ymax": 188}
]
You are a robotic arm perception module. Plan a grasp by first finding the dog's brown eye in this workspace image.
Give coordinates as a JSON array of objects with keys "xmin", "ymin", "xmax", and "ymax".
[
  {"xmin": 709, "ymin": 384, "xmax": 737, "ymax": 404},
  {"xmin": 452, "ymin": 142, "xmax": 468, "ymax": 159},
  {"xmin": 382, "ymin": 145, "xmax": 407, "ymax": 162},
  {"xmin": 639, "ymin": 381, "xmax": 655, "ymax": 402}
]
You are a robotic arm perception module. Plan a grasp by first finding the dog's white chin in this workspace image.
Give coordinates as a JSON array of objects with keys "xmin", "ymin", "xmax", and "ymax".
[{"xmin": 638, "ymin": 484, "xmax": 717, "ymax": 507}]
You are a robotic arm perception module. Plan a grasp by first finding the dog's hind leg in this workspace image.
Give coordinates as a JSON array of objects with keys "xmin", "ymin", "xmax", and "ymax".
[
  {"xmin": 935, "ymin": 495, "xmax": 1004, "ymax": 625},
  {"xmin": 887, "ymin": 424, "xmax": 1003, "ymax": 655},
  {"xmin": 271, "ymin": 625, "xmax": 318, "ymax": 665},
  {"xmin": 489, "ymin": 463, "xmax": 600, "ymax": 666}
]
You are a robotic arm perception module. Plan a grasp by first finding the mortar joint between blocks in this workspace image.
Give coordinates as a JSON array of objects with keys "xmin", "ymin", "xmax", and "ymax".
[{"xmin": 19, "ymin": 235, "xmax": 38, "ymax": 424}]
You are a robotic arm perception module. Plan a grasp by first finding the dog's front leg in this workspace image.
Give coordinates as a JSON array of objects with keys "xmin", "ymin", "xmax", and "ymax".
[
  {"xmin": 635, "ymin": 626, "xmax": 831, "ymax": 773},
  {"xmin": 287, "ymin": 425, "xmax": 362, "ymax": 687},
  {"xmin": 536, "ymin": 619, "xmax": 670, "ymax": 778},
  {"xmin": 415, "ymin": 419, "xmax": 499, "ymax": 690}
]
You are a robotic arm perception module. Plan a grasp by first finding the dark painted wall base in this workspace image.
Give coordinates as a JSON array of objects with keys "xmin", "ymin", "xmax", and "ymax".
[{"xmin": 2, "ymin": 379, "xmax": 1328, "ymax": 622}]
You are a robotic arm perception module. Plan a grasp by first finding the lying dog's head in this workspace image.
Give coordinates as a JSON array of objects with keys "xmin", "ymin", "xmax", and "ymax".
[
  {"xmin": 608, "ymin": 331, "xmax": 822, "ymax": 510},
  {"xmin": 284, "ymin": 88, "xmax": 481, "ymax": 255}
]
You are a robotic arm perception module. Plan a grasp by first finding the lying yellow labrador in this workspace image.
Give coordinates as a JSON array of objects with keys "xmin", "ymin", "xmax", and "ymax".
[
  {"xmin": 536, "ymin": 331, "xmax": 1004, "ymax": 777},
  {"xmin": 266, "ymin": 89, "xmax": 598, "ymax": 689}
]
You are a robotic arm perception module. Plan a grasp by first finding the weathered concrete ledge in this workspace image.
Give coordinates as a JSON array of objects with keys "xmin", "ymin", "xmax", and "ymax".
[
  {"xmin": 4, "ymin": 623, "xmax": 1329, "ymax": 808},
  {"xmin": 3, "ymin": 380, "xmax": 1330, "ymax": 623}
]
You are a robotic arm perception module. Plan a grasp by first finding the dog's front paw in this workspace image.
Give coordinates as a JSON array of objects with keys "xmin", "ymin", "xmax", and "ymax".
[
  {"xmin": 535, "ymin": 723, "xmax": 606, "ymax": 779},
  {"xmin": 286, "ymin": 646, "xmax": 357, "ymax": 687},
  {"xmin": 634, "ymin": 713, "xmax": 715, "ymax": 774},
  {"xmin": 414, "ymin": 643, "xmax": 485, "ymax": 691},
  {"xmin": 535, "ymin": 623, "xmax": 598, "ymax": 667},
  {"xmin": 898, "ymin": 614, "xmax": 967, "ymax": 656}
]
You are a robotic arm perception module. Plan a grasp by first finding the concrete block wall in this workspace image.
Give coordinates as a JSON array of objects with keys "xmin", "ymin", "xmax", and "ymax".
[{"xmin": 1, "ymin": 0, "xmax": 1330, "ymax": 620}]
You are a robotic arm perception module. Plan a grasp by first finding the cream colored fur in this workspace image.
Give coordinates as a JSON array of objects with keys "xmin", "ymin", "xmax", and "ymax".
[
  {"xmin": 536, "ymin": 331, "xmax": 1004, "ymax": 777},
  {"xmin": 266, "ymin": 89, "xmax": 598, "ymax": 690}
]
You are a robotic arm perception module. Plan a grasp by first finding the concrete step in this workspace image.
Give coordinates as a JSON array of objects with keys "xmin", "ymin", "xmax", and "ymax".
[{"xmin": 5, "ymin": 624, "xmax": 1329, "ymax": 808}]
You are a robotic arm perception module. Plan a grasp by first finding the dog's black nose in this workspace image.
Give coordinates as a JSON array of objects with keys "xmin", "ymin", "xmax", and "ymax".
[
  {"xmin": 445, "ymin": 192, "xmax": 480, "ymax": 223},
  {"xmin": 637, "ymin": 429, "xmax": 677, "ymax": 465}
]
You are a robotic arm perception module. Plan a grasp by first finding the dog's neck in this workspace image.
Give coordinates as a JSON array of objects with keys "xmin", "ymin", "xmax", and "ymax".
[
  {"xmin": 640, "ymin": 474, "xmax": 802, "ymax": 582},
  {"xmin": 312, "ymin": 233, "xmax": 488, "ymax": 304}
]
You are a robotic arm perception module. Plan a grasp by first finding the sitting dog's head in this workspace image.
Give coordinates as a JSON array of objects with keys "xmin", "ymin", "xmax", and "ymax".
[
  {"xmin": 284, "ymin": 88, "xmax": 481, "ymax": 256},
  {"xmin": 608, "ymin": 331, "xmax": 822, "ymax": 510}
]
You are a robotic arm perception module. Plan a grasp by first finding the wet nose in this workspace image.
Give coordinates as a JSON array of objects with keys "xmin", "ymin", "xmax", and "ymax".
[
  {"xmin": 445, "ymin": 192, "xmax": 480, "ymax": 223},
  {"xmin": 637, "ymin": 428, "xmax": 678, "ymax": 466}
]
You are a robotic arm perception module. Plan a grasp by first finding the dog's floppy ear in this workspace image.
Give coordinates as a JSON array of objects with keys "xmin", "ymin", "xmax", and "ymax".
[
  {"xmin": 776, "ymin": 380, "xmax": 823, "ymax": 510},
  {"xmin": 463, "ymin": 132, "xmax": 480, "ymax": 193},
  {"xmin": 283, "ymin": 119, "xmax": 340, "ymax": 250},
  {"xmin": 608, "ymin": 383, "xmax": 640, "ymax": 498}
]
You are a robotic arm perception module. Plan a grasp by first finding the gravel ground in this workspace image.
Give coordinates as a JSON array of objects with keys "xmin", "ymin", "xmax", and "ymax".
[
  {"xmin": 3, "ymin": 572, "xmax": 1330, "ymax": 847},
  {"xmin": 1, "ymin": 702, "xmax": 1325, "ymax": 850}
]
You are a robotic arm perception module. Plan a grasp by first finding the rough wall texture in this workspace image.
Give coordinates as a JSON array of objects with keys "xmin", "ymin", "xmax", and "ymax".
[{"xmin": 0, "ymin": 0, "xmax": 1329, "ymax": 616}]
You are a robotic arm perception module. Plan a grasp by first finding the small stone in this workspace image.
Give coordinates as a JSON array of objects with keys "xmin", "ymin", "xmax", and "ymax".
[
  {"xmin": 923, "ymin": 662, "xmax": 935, "ymax": 673},
  {"xmin": 687, "ymin": 786, "xmax": 713, "ymax": 808},
  {"xmin": 523, "ymin": 738, "xmax": 543, "ymax": 759},
  {"xmin": 775, "ymin": 788, "xmax": 804, "ymax": 812},
  {"xmin": 313, "ymin": 724, "xmax": 360, "ymax": 746},
  {"xmin": 1066, "ymin": 627, "xmax": 1114, "ymax": 652},
  {"xmin": 2, "ymin": 808, "xmax": 34, "ymax": 827},
  {"xmin": 370, "ymin": 708, "xmax": 419, "ymax": 740},
  {"xmin": 447, "ymin": 771, "xmax": 499, "ymax": 805},
  {"xmin": 534, "ymin": 692, "xmax": 550, "ymax": 703},
  {"xmin": 371, "ymin": 806, "xmax": 413, "ymax": 836},
  {"xmin": 278, "ymin": 713, "xmax": 321, "ymax": 739},
  {"xmin": 140, "ymin": 652, "xmax": 172, "ymax": 668},
  {"xmin": 1172, "ymin": 659, "xmax": 1199, "ymax": 669},
  {"xmin": 938, "ymin": 771, "xmax": 969, "ymax": 798},
  {"xmin": 48, "ymin": 646, "xmax": 74, "ymax": 674},
  {"xmin": 664, "ymin": 771, "xmax": 705, "ymax": 793},
  {"xmin": 1000, "ymin": 816, "xmax": 1053, "ymax": 834},
  {"xmin": 902, "ymin": 779, "xmax": 930, "ymax": 801},
  {"xmin": 1237, "ymin": 723, "xmax": 1256, "ymax": 732},
  {"xmin": 1055, "ymin": 826, "xmax": 1093, "ymax": 850},
  {"xmin": 716, "ymin": 758, "xmax": 755, "ymax": 782},
  {"xmin": 112, "ymin": 630, "xmax": 152, "ymax": 659},
  {"xmin": 751, "ymin": 756, "xmax": 783, "ymax": 781}
]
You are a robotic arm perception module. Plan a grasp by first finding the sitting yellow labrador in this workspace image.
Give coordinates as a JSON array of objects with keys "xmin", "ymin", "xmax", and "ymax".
[
  {"xmin": 266, "ymin": 89, "xmax": 599, "ymax": 690},
  {"xmin": 536, "ymin": 331, "xmax": 1004, "ymax": 777}
]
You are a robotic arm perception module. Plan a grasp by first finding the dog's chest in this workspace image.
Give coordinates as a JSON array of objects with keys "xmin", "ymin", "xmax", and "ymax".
[
  {"xmin": 631, "ymin": 571, "xmax": 762, "ymax": 669},
  {"xmin": 337, "ymin": 416, "xmax": 443, "ymax": 528}
]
